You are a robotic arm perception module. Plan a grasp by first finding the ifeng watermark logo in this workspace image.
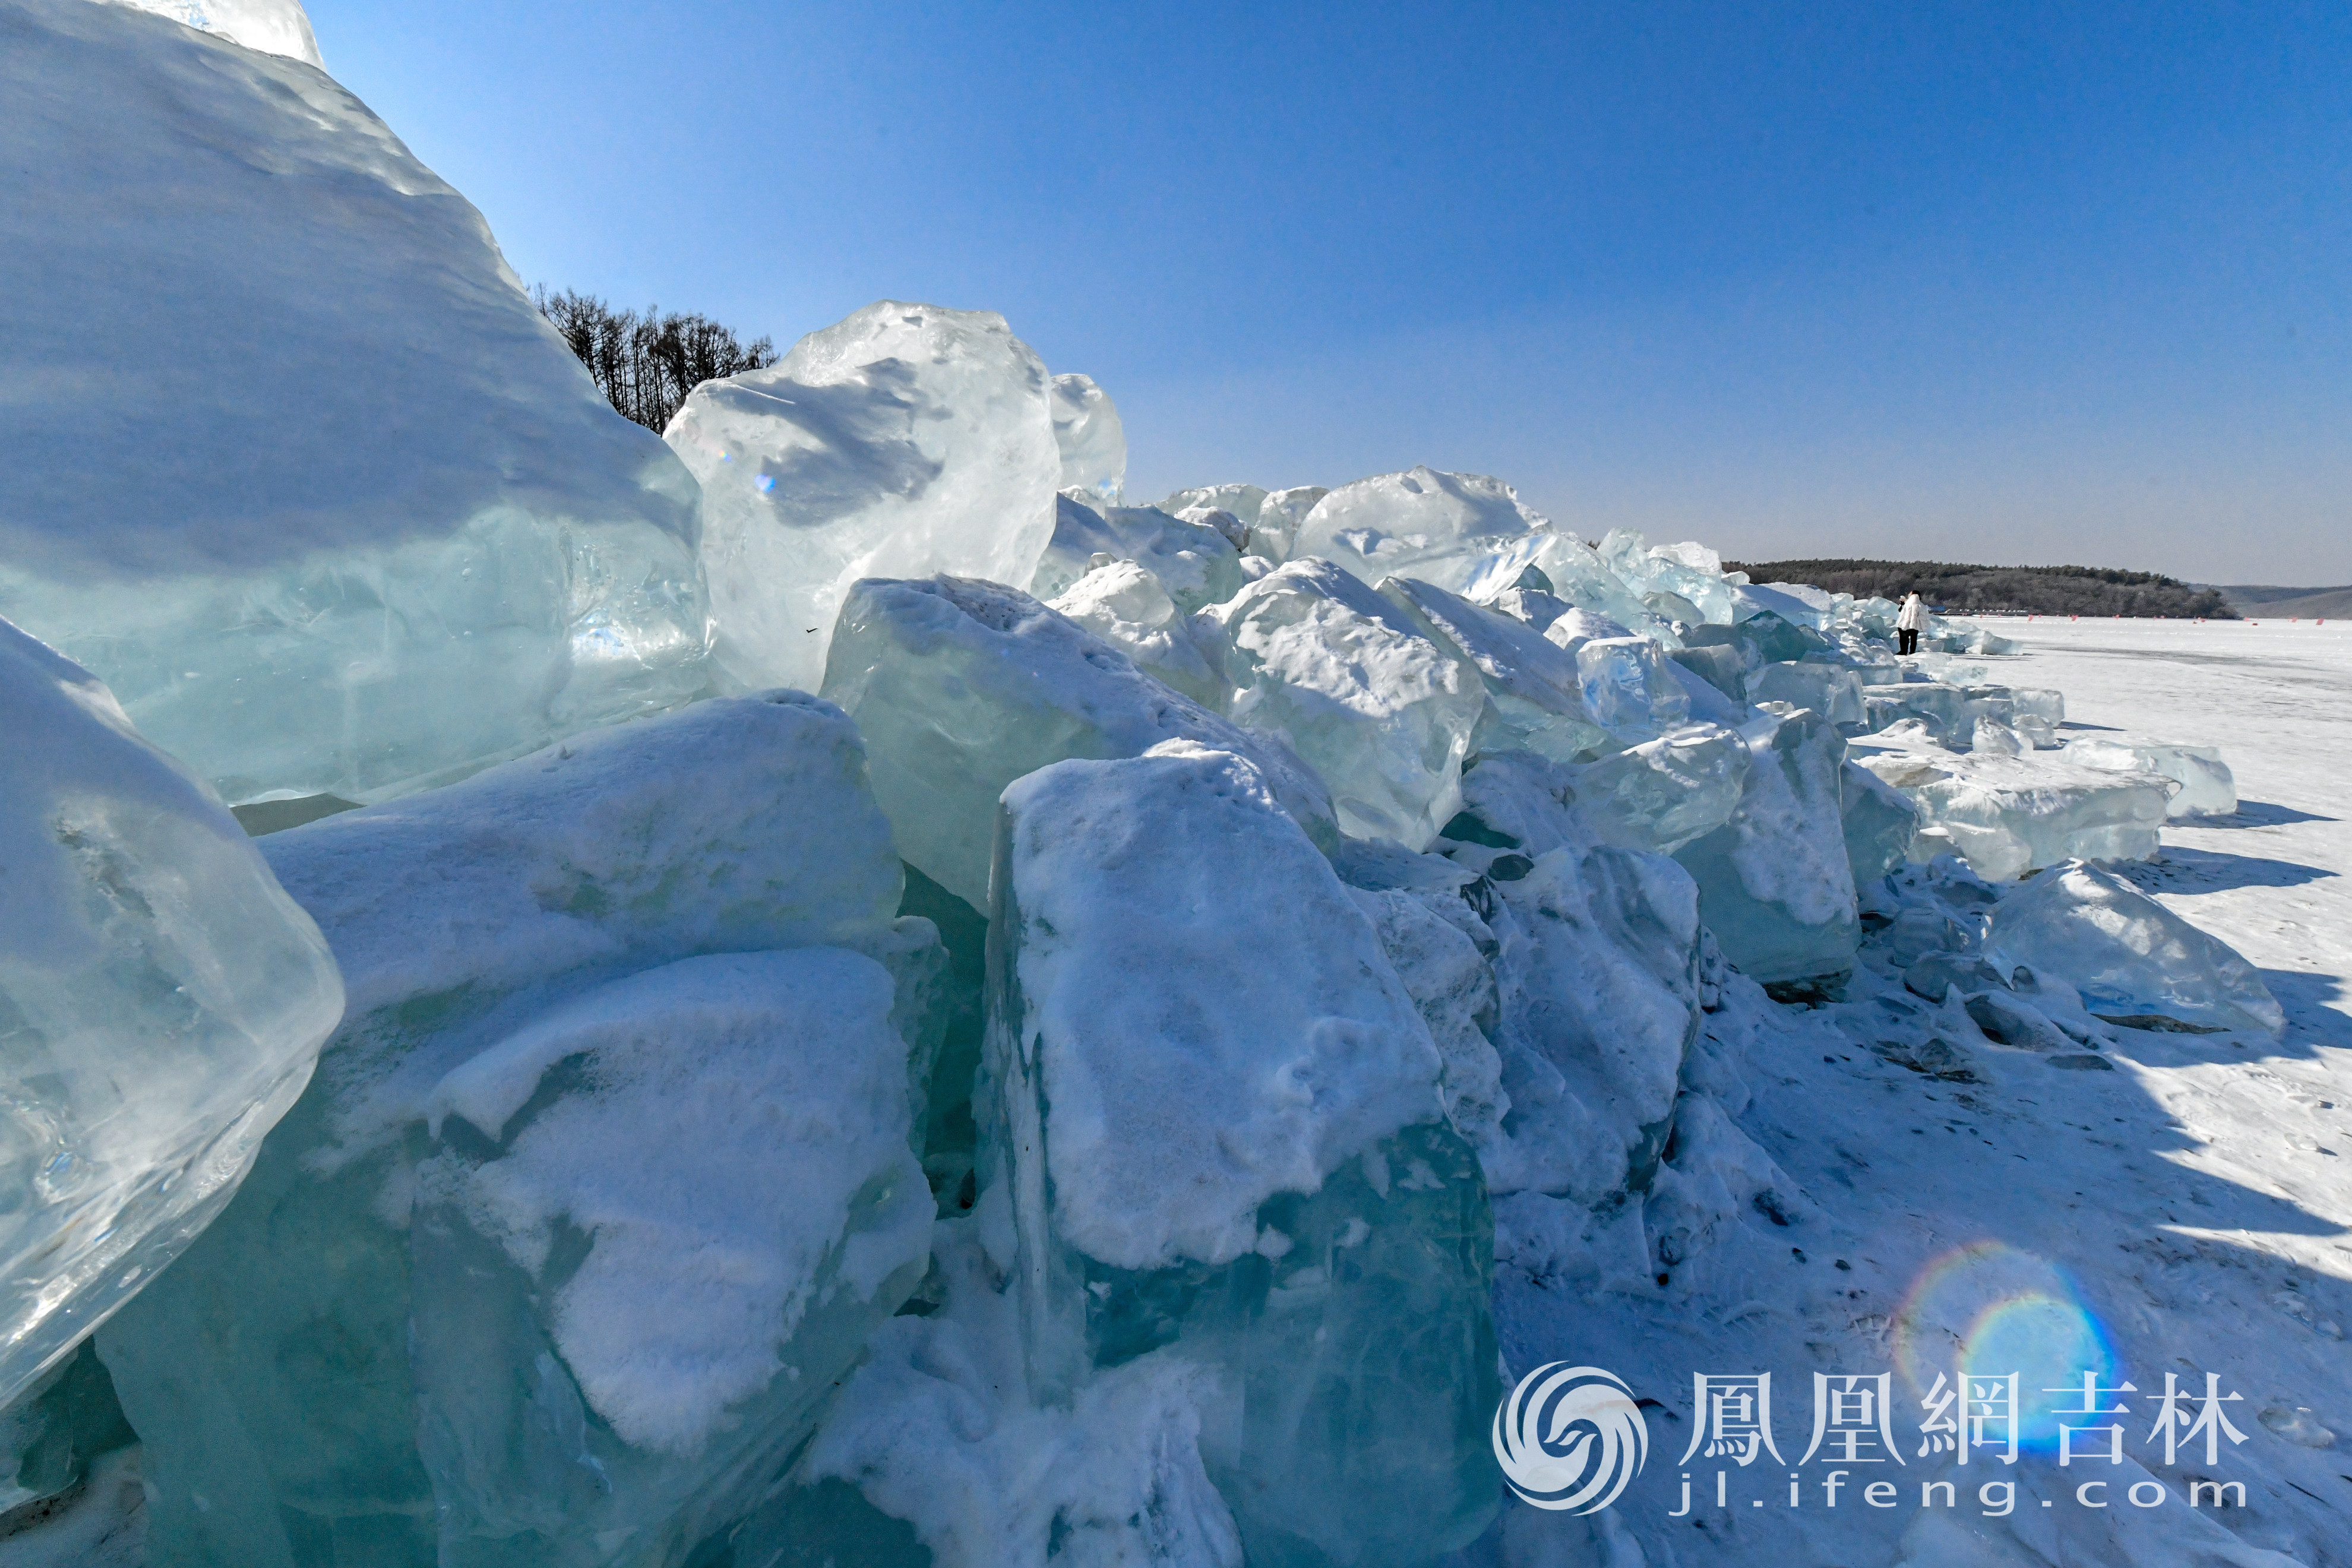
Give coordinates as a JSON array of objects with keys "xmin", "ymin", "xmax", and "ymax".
[{"xmin": 1491, "ymin": 1364, "xmax": 1649, "ymax": 1513}]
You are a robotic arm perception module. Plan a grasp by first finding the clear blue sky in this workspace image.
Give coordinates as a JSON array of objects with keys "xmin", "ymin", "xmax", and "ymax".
[{"xmin": 308, "ymin": 0, "xmax": 2350, "ymax": 584}]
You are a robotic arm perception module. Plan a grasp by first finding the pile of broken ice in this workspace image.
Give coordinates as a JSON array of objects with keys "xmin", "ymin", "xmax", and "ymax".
[{"xmin": 0, "ymin": 1, "xmax": 2288, "ymax": 1563}]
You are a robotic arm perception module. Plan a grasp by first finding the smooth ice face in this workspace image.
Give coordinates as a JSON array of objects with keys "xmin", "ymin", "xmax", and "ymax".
[
  {"xmin": 1841, "ymin": 759, "xmax": 1921, "ymax": 888},
  {"xmin": 2068, "ymin": 736, "xmax": 2237, "ymax": 818},
  {"xmin": 1566, "ymin": 723, "xmax": 1752, "ymax": 856},
  {"xmin": 1576, "ymin": 637, "xmax": 1693, "ymax": 738},
  {"xmin": 823, "ymin": 576, "xmax": 1334, "ymax": 908},
  {"xmin": 105, "ymin": 0, "xmax": 323, "ymax": 62},
  {"xmin": 1253, "ymin": 486, "xmax": 1330, "ymax": 563},
  {"xmin": 0, "ymin": 619, "xmax": 343, "ymax": 1410},
  {"xmin": 1862, "ymin": 682, "xmax": 1978, "ymax": 747},
  {"xmin": 1048, "ymin": 560, "xmax": 1229, "ymax": 707},
  {"xmin": 1468, "ymin": 531, "xmax": 1662, "ymax": 636},
  {"xmin": 1482, "ymin": 845, "xmax": 1704, "ymax": 1202},
  {"xmin": 1673, "ymin": 708, "xmax": 1860, "ymax": 985},
  {"xmin": 1989, "ymin": 862, "xmax": 2284, "ymax": 1035},
  {"xmin": 668, "ymin": 301, "xmax": 1061, "ymax": 693},
  {"xmin": 1290, "ymin": 467, "xmax": 1546, "ymax": 591},
  {"xmin": 1857, "ymin": 750, "xmax": 2173, "ymax": 882},
  {"xmin": 1597, "ymin": 529, "xmax": 1737, "ymax": 625},
  {"xmin": 1, "ymin": 0, "xmax": 709, "ymax": 804},
  {"xmin": 1049, "ymin": 373, "xmax": 1126, "ymax": 508},
  {"xmin": 1029, "ymin": 495, "xmax": 1243, "ymax": 613},
  {"xmin": 95, "ymin": 693, "xmax": 928, "ymax": 1568},
  {"xmin": 411, "ymin": 950, "xmax": 934, "ymax": 1566},
  {"xmin": 991, "ymin": 749, "xmax": 1499, "ymax": 1565},
  {"xmin": 1376, "ymin": 577, "xmax": 1613, "ymax": 763},
  {"xmin": 1212, "ymin": 559, "xmax": 1484, "ymax": 849}
]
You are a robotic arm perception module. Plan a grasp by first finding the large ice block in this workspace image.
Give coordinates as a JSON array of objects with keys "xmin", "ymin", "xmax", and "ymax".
[
  {"xmin": 1465, "ymin": 530, "xmax": 1660, "ymax": 635},
  {"xmin": 1351, "ymin": 887, "xmax": 1508, "ymax": 1163},
  {"xmin": 1861, "ymin": 681, "xmax": 1977, "ymax": 746},
  {"xmin": 1856, "ymin": 750, "xmax": 2173, "ymax": 882},
  {"xmin": 990, "ymin": 748, "xmax": 1499, "ymax": 1566},
  {"xmin": 823, "ymin": 575, "xmax": 1334, "ymax": 907},
  {"xmin": 410, "ymin": 949, "xmax": 934, "ymax": 1567},
  {"xmin": 1576, "ymin": 637, "xmax": 1693, "ymax": 737},
  {"xmin": 1289, "ymin": 467, "xmax": 1547, "ymax": 591},
  {"xmin": 1567, "ymin": 723, "xmax": 1752, "ymax": 855},
  {"xmin": 1595, "ymin": 530, "xmax": 1737, "ymax": 625},
  {"xmin": 1481, "ymin": 844, "xmax": 1705, "ymax": 1202},
  {"xmin": 1212, "ymin": 560, "xmax": 1483, "ymax": 849},
  {"xmin": 667, "ymin": 301, "xmax": 1061, "ymax": 693},
  {"xmin": 1748, "ymin": 660, "xmax": 1866, "ymax": 726},
  {"xmin": 1840, "ymin": 758, "xmax": 1920, "ymax": 887},
  {"xmin": 1049, "ymin": 373, "xmax": 1127, "ymax": 508},
  {"xmin": 1253, "ymin": 485, "xmax": 1331, "ymax": 562},
  {"xmin": 96, "ymin": 692, "xmax": 931, "ymax": 1568},
  {"xmin": 1047, "ymin": 560, "xmax": 1229, "ymax": 707},
  {"xmin": 1028, "ymin": 495, "xmax": 1243, "ymax": 613},
  {"xmin": 1673, "ymin": 708, "xmax": 1860, "ymax": 985},
  {"xmin": 1988, "ymin": 862, "xmax": 2283, "ymax": 1035},
  {"xmin": 2067, "ymin": 736, "xmax": 2237, "ymax": 818},
  {"xmin": 1, "ymin": 618, "xmax": 343, "ymax": 1411},
  {"xmin": 1, "ymin": 0, "xmax": 710, "ymax": 804},
  {"xmin": 1375, "ymin": 577, "xmax": 1613, "ymax": 763}
]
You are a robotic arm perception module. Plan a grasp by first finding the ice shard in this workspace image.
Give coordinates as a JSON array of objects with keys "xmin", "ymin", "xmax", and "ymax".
[
  {"xmin": 1673, "ymin": 707, "xmax": 1860, "ymax": 986},
  {"xmin": 823, "ymin": 575, "xmax": 1334, "ymax": 907},
  {"xmin": 1049, "ymin": 373, "xmax": 1126, "ymax": 509},
  {"xmin": 1988, "ymin": 862, "xmax": 2284, "ymax": 1035},
  {"xmin": 1028, "ymin": 495, "xmax": 1243, "ymax": 613},
  {"xmin": 1576, "ymin": 636, "xmax": 1693, "ymax": 737},
  {"xmin": 0, "ymin": 617, "xmax": 343, "ymax": 1411},
  {"xmin": 990, "ymin": 747, "xmax": 1500, "ymax": 1567},
  {"xmin": 1211, "ymin": 559, "xmax": 1484, "ymax": 849},
  {"xmin": 2067, "ymin": 736, "xmax": 2237, "ymax": 818},
  {"xmin": 1375, "ymin": 577, "xmax": 1613, "ymax": 763},
  {"xmin": 1567, "ymin": 723, "xmax": 1752, "ymax": 856},
  {"xmin": 96, "ymin": 692, "xmax": 936, "ymax": 1568},
  {"xmin": 1, "ymin": 0, "xmax": 710, "ymax": 804},
  {"xmin": 1840, "ymin": 758, "xmax": 1921, "ymax": 887},
  {"xmin": 1748, "ymin": 660, "xmax": 1866, "ymax": 727},
  {"xmin": 1290, "ymin": 468, "xmax": 1547, "ymax": 591},
  {"xmin": 666, "ymin": 301, "xmax": 1061, "ymax": 693}
]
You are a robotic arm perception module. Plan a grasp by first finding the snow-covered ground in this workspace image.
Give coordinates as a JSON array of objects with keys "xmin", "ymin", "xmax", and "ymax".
[{"xmin": 1491, "ymin": 617, "xmax": 2352, "ymax": 1568}]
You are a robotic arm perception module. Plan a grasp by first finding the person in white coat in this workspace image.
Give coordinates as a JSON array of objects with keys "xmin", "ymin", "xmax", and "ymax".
[{"xmin": 1896, "ymin": 590, "xmax": 1926, "ymax": 656}]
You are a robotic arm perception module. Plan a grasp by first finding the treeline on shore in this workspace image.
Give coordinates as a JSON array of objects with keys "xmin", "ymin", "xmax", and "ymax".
[{"xmin": 1728, "ymin": 559, "xmax": 2236, "ymax": 619}]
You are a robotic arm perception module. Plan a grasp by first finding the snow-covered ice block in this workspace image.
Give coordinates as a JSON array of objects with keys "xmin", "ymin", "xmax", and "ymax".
[
  {"xmin": 108, "ymin": 0, "xmax": 323, "ymax": 63},
  {"xmin": 1, "ymin": 0, "xmax": 710, "ymax": 804},
  {"xmin": 1047, "ymin": 560, "xmax": 1229, "ymax": 708},
  {"xmin": 667, "ymin": 301, "xmax": 1060, "ymax": 694},
  {"xmin": 1376, "ymin": 577, "xmax": 1612, "ymax": 764},
  {"xmin": 409, "ymin": 949, "xmax": 934, "ymax": 1567},
  {"xmin": 1748, "ymin": 660, "xmax": 1865, "ymax": 726},
  {"xmin": 1482, "ymin": 845, "xmax": 1705, "ymax": 1201},
  {"xmin": 1972, "ymin": 716, "xmax": 2027, "ymax": 755},
  {"xmin": 1841, "ymin": 758, "xmax": 1920, "ymax": 888},
  {"xmin": 824, "ymin": 575, "xmax": 1333, "ymax": 906},
  {"xmin": 990, "ymin": 748, "xmax": 1499, "ymax": 1564},
  {"xmin": 1159, "ymin": 483, "xmax": 1267, "ymax": 537},
  {"xmin": 1569, "ymin": 723, "xmax": 1752, "ymax": 856},
  {"xmin": 1673, "ymin": 708, "xmax": 1860, "ymax": 986},
  {"xmin": 1028, "ymin": 495, "xmax": 1243, "ymax": 613},
  {"xmin": 1290, "ymin": 467, "xmax": 1546, "ymax": 592},
  {"xmin": 0, "ymin": 618, "xmax": 342, "ymax": 1411},
  {"xmin": 1212, "ymin": 559, "xmax": 1482, "ymax": 849},
  {"xmin": 1048, "ymin": 373, "xmax": 1126, "ymax": 508},
  {"xmin": 96, "ymin": 692, "xmax": 930, "ymax": 1568},
  {"xmin": 1859, "ymin": 751, "xmax": 2173, "ymax": 882},
  {"xmin": 1989, "ymin": 862, "xmax": 2284, "ymax": 1035},
  {"xmin": 2067, "ymin": 736, "xmax": 2237, "ymax": 818},
  {"xmin": 1175, "ymin": 504, "xmax": 1251, "ymax": 552},
  {"xmin": 1252, "ymin": 485, "xmax": 1330, "ymax": 563},
  {"xmin": 1576, "ymin": 637, "xmax": 1692, "ymax": 736},
  {"xmin": 1351, "ymin": 886, "xmax": 1507, "ymax": 1167}
]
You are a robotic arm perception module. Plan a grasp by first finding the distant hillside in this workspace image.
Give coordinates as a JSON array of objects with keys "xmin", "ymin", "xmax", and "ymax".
[
  {"xmin": 2214, "ymin": 584, "xmax": 2352, "ymax": 619},
  {"xmin": 1725, "ymin": 559, "xmax": 2236, "ymax": 619}
]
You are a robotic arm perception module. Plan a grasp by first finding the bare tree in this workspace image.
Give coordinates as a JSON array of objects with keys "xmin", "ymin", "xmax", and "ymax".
[{"xmin": 533, "ymin": 287, "xmax": 777, "ymax": 433}]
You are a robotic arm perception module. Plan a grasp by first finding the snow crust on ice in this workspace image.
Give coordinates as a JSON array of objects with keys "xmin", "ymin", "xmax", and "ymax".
[
  {"xmin": 418, "ymin": 950, "xmax": 931, "ymax": 1454},
  {"xmin": 0, "ymin": 618, "xmax": 342, "ymax": 1410},
  {"xmin": 1375, "ymin": 576, "xmax": 1612, "ymax": 763},
  {"xmin": 0, "ymin": 0, "xmax": 709, "ymax": 804},
  {"xmin": 994, "ymin": 748, "xmax": 1444, "ymax": 1270},
  {"xmin": 666, "ymin": 301, "xmax": 1061, "ymax": 694},
  {"xmin": 1212, "ymin": 558, "xmax": 1483, "ymax": 849},
  {"xmin": 1047, "ymin": 373, "xmax": 1127, "ymax": 507},
  {"xmin": 103, "ymin": 0, "xmax": 321, "ymax": 62},
  {"xmin": 1028, "ymin": 494, "xmax": 1242, "ymax": 613},
  {"xmin": 822, "ymin": 574, "xmax": 1333, "ymax": 909},
  {"xmin": 1045, "ymin": 559, "xmax": 1229, "ymax": 706}
]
